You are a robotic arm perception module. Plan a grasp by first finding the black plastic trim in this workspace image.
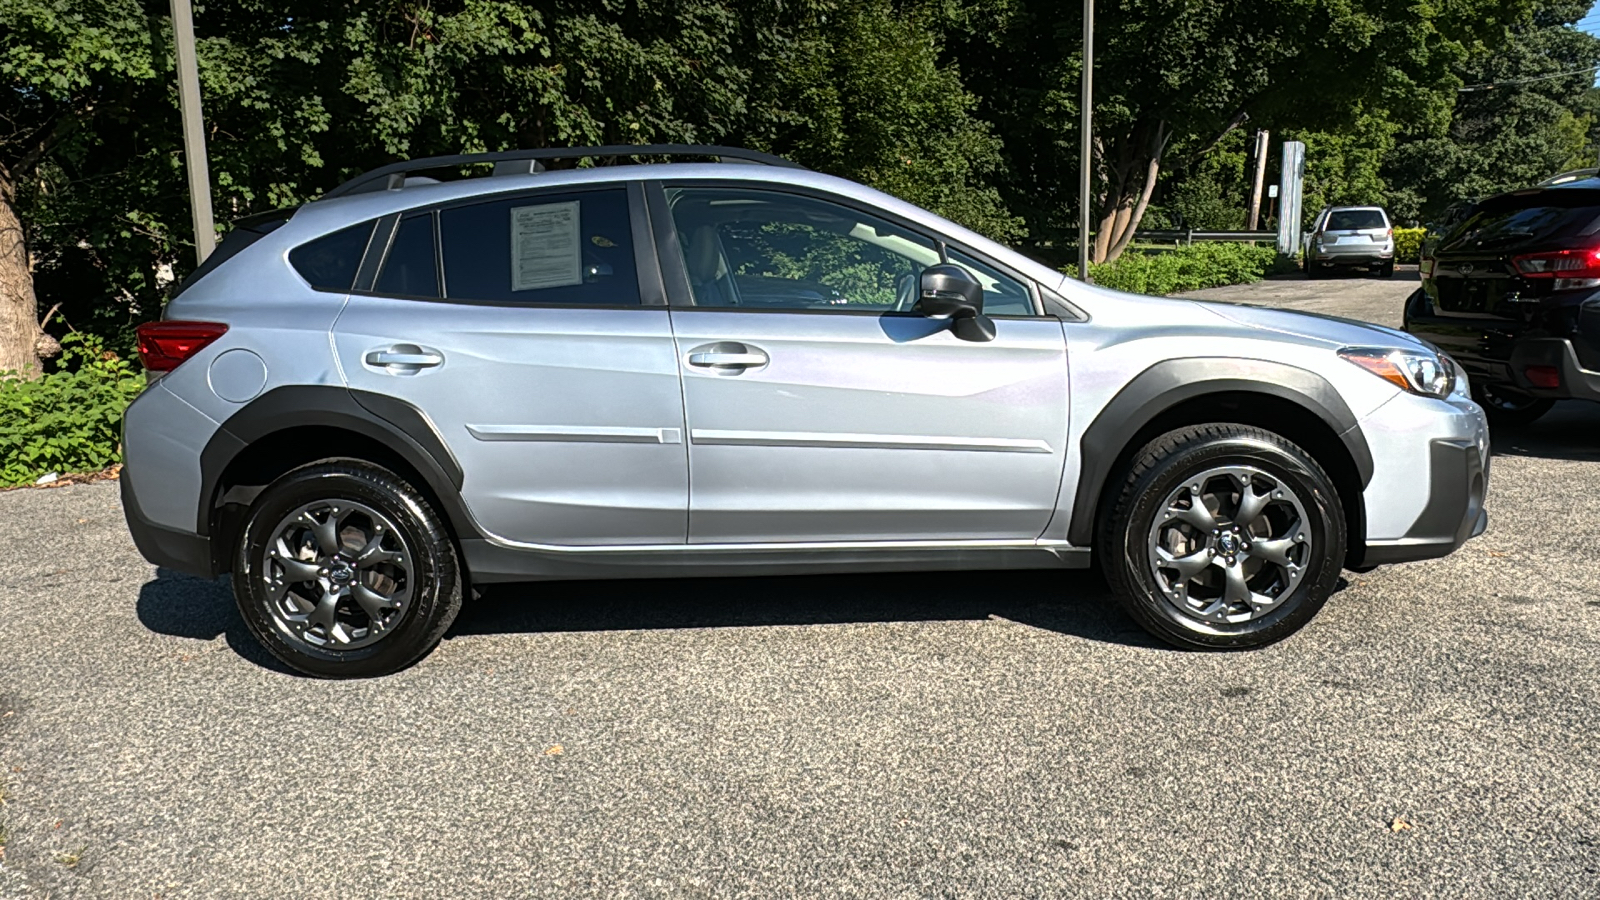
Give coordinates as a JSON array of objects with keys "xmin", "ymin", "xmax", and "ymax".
[
  {"xmin": 1359, "ymin": 439, "xmax": 1486, "ymax": 566},
  {"xmin": 197, "ymin": 386, "xmax": 475, "ymax": 544},
  {"xmin": 325, "ymin": 145, "xmax": 804, "ymax": 200},
  {"xmin": 1067, "ymin": 358, "xmax": 1374, "ymax": 547},
  {"xmin": 122, "ymin": 468, "xmax": 215, "ymax": 577}
]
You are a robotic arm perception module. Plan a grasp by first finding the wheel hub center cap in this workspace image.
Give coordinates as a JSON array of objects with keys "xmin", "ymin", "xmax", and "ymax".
[
  {"xmin": 1218, "ymin": 531, "xmax": 1240, "ymax": 555},
  {"xmin": 329, "ymin": 563, "xmax": 354, "ymax": 585}
]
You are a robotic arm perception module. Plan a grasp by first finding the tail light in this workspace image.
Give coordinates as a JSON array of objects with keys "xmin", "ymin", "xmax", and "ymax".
[
  {"xmin": 1512, "ymin": 247, "xmax": 1600, "ymax": 278},
  {"xmin": 1524, "ymin": 365, "xmax": 1561, "ymax": 389},
  {"xmin": 135, "ymin": 321, "xmax": 228, "ymax": 372}
]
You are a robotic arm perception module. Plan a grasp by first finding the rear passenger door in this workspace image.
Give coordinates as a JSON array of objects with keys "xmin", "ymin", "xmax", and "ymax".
[{"xmin": 328, "ymin": 182, "xmax": 689, "ymax": 546}]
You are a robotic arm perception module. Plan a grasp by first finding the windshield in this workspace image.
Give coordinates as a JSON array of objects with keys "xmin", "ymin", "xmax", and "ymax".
[{"xmin": 1325, "ymin": 210, "xmax": 1386, "ymax": 231}]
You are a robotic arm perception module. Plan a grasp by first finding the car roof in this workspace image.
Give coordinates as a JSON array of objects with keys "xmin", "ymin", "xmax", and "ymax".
[{"xmin": 268, "ymin": 160, "xmax": 1072, "ymax": 296}]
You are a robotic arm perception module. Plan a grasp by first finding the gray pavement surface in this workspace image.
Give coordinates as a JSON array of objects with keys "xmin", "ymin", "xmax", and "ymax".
[{"xmin": 2, "ymin": 274, "xmax": 1598, "ymax": 898}]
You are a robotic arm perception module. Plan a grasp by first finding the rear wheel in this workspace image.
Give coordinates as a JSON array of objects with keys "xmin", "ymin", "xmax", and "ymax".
[
  {"xmin": 1379, "ymin": 260, "xmax": 1395, "ymax": 278},
  {"xmin": 1098, "ymin": 424, "xmax": 1346, "ymax": 650},
  {"xmin": 232, "ymin": 461, "xmax": 463, "ymax": 678},
  {"xmin": 1474, "ymin": 383, "xmax": 1553, "ymax": 427}
]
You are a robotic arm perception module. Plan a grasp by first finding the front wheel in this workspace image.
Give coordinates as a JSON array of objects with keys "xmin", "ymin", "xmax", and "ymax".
[
  {"xmin": 1474, "ymin": 383, "xmax": 1553, "ymax": 428},
  {"xmin": 232, "ymin": 461, "xmax": 463, "ymax": 678},
  {"xmin": 1098, "ymin": 424, "xmax": 1347, "ymax": 650}
]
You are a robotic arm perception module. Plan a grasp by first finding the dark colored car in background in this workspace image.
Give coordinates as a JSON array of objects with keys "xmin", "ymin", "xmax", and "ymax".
[{"xmin": 1406, "ymin": 177, "xmax": 1600, "ymax": 425}]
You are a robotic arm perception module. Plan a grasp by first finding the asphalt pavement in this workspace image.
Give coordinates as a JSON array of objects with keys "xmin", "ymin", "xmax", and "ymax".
[{"xmin": 1, "ymin": 269, "xmax": 1597, "ymax": 898}]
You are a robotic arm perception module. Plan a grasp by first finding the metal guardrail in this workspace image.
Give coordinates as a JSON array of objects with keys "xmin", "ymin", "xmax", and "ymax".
[{"xmin": 1133, "ymin": 230, "xmax": 1278, "ymax": 245}]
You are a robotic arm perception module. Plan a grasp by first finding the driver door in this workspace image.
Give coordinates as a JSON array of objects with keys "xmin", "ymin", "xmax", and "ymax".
[{"xmin": 653, "ymin": 181, "xmax": 1069, "ymax": 544}]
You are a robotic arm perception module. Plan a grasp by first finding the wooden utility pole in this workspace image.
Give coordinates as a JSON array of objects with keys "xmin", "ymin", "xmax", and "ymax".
[
  {"xmin": 1246, "ymin": 129, "xmax": 1270, "ymax": 231},
  {"xmin": 1078, "ymin": 0, "xmax": 1093, "ymax": 281},
  {"xmin": 171, "ymin": 0, "xmax": 215, "ymax": 263}
]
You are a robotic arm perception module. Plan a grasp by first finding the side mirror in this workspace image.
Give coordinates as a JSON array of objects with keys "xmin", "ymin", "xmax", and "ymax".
[{"xmin": 916, "ymin": 264, "xmax": 995, "ymax": 342}]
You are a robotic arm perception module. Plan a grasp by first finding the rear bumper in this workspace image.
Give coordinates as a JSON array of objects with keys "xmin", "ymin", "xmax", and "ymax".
[
  {"xmin": 1359, "ymin": 438, "xmax": 1489, "ymax": 567},
  {"xmin": 122, "ymin": 469, "xmax": 215, "ymax": 577},
  {"xmin": 1311, "ymin": 247, "xmax": 1394, "ymax": 265},
  {"xmin": 1504, "ymin": 337, "xmax": 1600, "ymax": 401}
]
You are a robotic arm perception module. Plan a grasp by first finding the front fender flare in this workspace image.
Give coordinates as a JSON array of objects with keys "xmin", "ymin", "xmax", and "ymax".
[{"xmin": 1066, "ymin": 358, "xmax": 1374, "ymax": 547}]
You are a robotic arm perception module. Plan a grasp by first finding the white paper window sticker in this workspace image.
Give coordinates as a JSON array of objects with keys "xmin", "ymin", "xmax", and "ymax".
[{"xmin": 510, "ymin": 200, "xmax": 582, "ymax": 291}]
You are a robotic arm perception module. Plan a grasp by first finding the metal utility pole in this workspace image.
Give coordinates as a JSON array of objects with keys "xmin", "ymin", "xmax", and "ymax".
[
  {"xmin": 1277, "ymin": 140, "xmax": 1306, "ymax": 256},
  {"xmin": 171, "ymin": 0, "xmax": 215, "ymax": 263},
  {"xmin": 1246, "ymin": 129, "xmax": 1270, "ymax": 231},
  {"xmin": 1078, "ymin": 0, "xmax": 1093, "ymax": 282}
]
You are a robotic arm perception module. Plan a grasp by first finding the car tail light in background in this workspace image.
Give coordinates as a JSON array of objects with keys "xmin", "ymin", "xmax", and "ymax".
[
  {"xmin": 135, "ymin": 321, "xmax": 228, "ymax": 372},
  {"xmin": 1524, "ymin": 365, "xmax": 1561, "ymax": 389},
  {"xmin": 1511, "ymin": 247, "xmax": 1600, "ymax": 291}
]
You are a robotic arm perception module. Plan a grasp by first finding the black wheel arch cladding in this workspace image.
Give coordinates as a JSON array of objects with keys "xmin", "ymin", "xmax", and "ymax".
[
  {"xmin": 197, "ymin": 385, "xmax": 476, "ymax": 543},
  {"xmin": 1068, "ymin": 358, "xmax": 1373, "ymax": 547}
]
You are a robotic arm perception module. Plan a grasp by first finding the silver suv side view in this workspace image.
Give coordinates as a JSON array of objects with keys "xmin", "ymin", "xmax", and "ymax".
[
  {"xmin": 122, "ymin": 145, "xmax": 1489, "ymax": 678},
  {"xmin": 1304, "ymin": 205, "xmax": 1397, "ymax": 278}
]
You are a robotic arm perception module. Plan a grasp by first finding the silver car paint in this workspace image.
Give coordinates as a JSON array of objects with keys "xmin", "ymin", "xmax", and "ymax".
[
  {"xmin": 333, "ymin": 300, "xmax": 690, "ymax": 545},
  {"xmin": 669, "ymin": 309, "xmax": 1068, "ymax": 543},
  {"xmin": 128, "ymin": 160, "xmax": 1484, "ymax": 573}
]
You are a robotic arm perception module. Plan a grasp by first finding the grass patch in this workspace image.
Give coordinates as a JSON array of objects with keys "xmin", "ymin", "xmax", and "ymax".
[{"xmin": 54, "ymin": 844, "xmax": 86, "ymax": 868}]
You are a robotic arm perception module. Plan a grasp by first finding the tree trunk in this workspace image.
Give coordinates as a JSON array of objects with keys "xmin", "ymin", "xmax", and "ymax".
[
  {"xmin": 1096, "ymin": 121, "xmax": 1171, "ymax": 266},
  {"xmin": 0, "ymin": 164, "xmax": 43, "ymax": 380}
]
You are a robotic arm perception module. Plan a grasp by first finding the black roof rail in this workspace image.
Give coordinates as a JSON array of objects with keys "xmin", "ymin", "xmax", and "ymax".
[{"xmin": 322, "ymin": 144, "xmax": 804, "ymax": 200}]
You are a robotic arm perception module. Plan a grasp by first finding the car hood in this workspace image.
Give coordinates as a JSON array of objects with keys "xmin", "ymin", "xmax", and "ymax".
[{"xmin": 1194, "ymin": 300, "xmax": 1429, "ymax": 352}]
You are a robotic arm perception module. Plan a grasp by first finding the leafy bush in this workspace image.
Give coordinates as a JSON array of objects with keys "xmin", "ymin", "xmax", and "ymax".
[
  {"xmin": 0, "ymin": 334, "xmax": 146, "ymax": 488},
  {"xmin": 1393, "ymin": 227, "xmax": 1426, "ymax": 263},
  {"xmin": 1085, "ymin": 242, "xmax": 1286, "ymax": 295}
]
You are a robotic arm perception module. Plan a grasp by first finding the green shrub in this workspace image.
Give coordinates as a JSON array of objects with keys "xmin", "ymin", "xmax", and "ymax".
[
  {"xmin": 1084, "ymin": 242, "xmax": 1285, "ymax": 295},
  {"xmin": 1393, "ymin": 227, "xmax": 1426, "ymax": 264},
  {"xmin": 0, "ymin": 334, "xmax": 146, "ymax": 488}
]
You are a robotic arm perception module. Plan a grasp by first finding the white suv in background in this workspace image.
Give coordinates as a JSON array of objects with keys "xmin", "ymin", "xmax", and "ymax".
[{"xmin": 1305, "ymin": 206, "xmax": 1396, "ymax": 278}]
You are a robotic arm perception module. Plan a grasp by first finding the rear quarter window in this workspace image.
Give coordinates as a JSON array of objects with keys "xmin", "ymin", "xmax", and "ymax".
[{"xmin": 289, "ymin": 220, "xmax": 378, "ymax": 291}]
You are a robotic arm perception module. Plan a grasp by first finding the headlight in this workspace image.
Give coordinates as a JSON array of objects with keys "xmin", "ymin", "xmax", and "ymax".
[{"xmin": 1338, "ymin": 346, "xmax": 1456, "ymax": 398}]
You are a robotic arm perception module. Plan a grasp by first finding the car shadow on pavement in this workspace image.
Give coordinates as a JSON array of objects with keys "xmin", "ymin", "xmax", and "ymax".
[
  {"xmin": 135, "ymin": 568, "xmax": 298, "ymax": 674},
  {"xmin": 451, "ymin": 568, "xmax": 1171, "ymax": 650},
  {"xmin": 1489, "ymin": 400, "xmax": 1600, "ymax": 463}
]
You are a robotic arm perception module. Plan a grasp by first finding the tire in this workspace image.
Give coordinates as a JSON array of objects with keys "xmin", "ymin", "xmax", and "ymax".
[
  {"xmin": 1379, "ymin": 261, "xmax": 1395, "ymax": 278},
  {"xmin": 1305, "ymin": 260, "xmax": 1322, "ymax": 280},
  {"xmin": 1474, "ymin": 383, "xmax": 1554, "ymax": 428},
  {"xmin": 232, "ymin": 461, "xmax": 463, "ymax": 678},
  {"xmin": 1097, "ymin": 424, "xmax": 1347, "ymax": 651}
]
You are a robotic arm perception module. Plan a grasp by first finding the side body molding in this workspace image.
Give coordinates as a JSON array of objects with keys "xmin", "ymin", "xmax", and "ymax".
[
  {"xmin": 197, "ymin": 385, "xmax": 474, "ymax": 539},
  {"xmin": 1066, "ymin": 358, "xmax": 1375, "ymax": 547}
]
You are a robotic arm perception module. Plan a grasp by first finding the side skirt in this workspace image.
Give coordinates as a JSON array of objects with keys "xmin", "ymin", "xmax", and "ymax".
[{"xmin": 461, "ymin": 538, "xmax": 1090, "ymax": 583}]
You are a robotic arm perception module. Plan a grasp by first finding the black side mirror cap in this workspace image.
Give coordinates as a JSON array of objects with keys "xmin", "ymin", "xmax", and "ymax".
[{"xmin": 916, "ymin": 264, "xmax": 995, "ymax": 342}]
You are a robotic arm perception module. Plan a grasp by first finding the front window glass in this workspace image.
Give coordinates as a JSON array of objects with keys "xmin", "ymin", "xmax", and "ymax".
[
  {"xmin": 665, "ymin": 187, "xmax": 939, "ymax": 311},
  {"xmin": 945, "ymin": 248, "xmax": 1034, "ymax": 315}
]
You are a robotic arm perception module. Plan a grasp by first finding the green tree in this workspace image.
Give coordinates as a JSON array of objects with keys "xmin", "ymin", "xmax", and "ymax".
[
  {"xmin": 951, "ymin": 0, "xmax": 1529, "ymax": 263},
  {"xmin": 1383, "ymin": 0, "xmax": 1600, "ymax": 223}
]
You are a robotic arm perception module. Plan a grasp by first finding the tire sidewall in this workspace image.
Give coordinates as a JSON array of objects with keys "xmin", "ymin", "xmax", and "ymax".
[
  {"xmin": 1115, "ymin": 435, "xmax": 1345, "ymax": 648},
  {"xmin": 232, "ymin": 465, "xmax": 457, "ymax": 677}
]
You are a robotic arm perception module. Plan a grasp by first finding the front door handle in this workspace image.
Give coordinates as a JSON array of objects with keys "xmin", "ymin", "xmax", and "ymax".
[
  {"xmin": 365, "ymin": 344, "xmax": 443, "ymax": 373},
  {"xmin": 686, "ymin": 342, "xmax": 768, "ymax": 372}
]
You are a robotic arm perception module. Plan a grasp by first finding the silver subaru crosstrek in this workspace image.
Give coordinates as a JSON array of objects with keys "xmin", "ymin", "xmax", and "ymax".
[{"xmin": 123, "ymin": 145, "xmax": 1489, "ymax": 678}]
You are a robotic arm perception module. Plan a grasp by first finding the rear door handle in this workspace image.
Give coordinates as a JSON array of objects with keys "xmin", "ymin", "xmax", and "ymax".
[
  {"xmin": 365, "ymin": 344, "xmax": 443, "ymax": 372},
  {"xmin": 686, "ymin": 342, "xmax": 768, "ymax": 372}
]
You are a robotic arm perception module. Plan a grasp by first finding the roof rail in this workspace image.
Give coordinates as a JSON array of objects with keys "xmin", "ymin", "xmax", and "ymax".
[{"xmin": 322, "ymin": 144, "xmax": 804, "ymax": 200}]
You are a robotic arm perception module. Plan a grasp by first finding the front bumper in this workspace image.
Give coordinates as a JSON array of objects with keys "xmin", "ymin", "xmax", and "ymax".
[{"xmin": 1359, "ymin": 437, "xmax": 1489, "ymax": 566}]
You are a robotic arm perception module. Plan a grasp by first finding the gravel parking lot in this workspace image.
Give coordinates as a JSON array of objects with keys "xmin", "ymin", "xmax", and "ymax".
[{"xmin": 2, "ymin": 270, "xmax": 1598, "ymax": 898}]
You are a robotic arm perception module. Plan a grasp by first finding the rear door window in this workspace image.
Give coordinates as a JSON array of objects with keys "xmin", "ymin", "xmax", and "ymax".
[
  {"xmin": 374, "ymin": 213, "xmax": 439, "ymax": 298},
  {"xmin": 438, "ymin": 187, "xmax": 640, "ymax": 305}
]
